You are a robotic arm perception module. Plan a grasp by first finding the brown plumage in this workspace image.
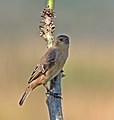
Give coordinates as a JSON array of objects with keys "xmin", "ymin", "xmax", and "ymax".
[{"xmin": 19, "ymin": 35, "xmax": 70, "ymax": 106}]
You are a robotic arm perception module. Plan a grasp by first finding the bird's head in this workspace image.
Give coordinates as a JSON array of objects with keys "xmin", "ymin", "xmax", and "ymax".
[{"xmin": 53, "ymin": 35, "xmax": 70, "ymax": 49}]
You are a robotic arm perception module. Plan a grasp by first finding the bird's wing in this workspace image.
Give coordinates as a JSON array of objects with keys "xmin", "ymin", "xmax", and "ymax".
[{"xmin": 28, "ymin": 48, "xmax": 58, "ymax": 84}]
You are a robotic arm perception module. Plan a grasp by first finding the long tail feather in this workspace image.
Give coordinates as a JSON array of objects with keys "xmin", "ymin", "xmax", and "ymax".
[{"xmin": 19, "ymin": 86, "xmax": 32, "ymax": 106}]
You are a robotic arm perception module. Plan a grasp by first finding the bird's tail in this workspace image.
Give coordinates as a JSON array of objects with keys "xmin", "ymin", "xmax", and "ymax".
[{"xmin": 19, "ymin": 86, "xmax": 32, "ymax": 106}]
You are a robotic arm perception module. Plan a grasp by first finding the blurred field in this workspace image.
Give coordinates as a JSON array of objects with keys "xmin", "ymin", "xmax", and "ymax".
[
  {"xmin": 0, "ymin": 37, "xmax": 114, "ymax": 120},
  {"xmin": 0, "ymin": 0, "xmax": 114, "ymax": 120}
]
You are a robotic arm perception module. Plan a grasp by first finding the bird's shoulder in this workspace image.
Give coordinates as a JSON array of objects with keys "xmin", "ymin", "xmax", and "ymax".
[{"xmin": 41, "ymin": 47, "xmax": 59, "ymax": 63}]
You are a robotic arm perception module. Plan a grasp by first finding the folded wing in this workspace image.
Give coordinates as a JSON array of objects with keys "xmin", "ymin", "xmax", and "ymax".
[{"xmin": 28, "ymin": 48, "xmax": 58, "ymax": 84}]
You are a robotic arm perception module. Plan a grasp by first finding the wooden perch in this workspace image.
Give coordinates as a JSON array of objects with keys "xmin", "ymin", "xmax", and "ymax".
[{"xmin": 46, "ymin": 72, "xmax": 63, "ymax": 120}]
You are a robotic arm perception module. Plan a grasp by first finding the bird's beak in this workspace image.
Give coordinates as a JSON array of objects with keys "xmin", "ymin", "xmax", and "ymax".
[{"xmin": 65, "ymin": 39, "xmax": 69, "ymax": 44}]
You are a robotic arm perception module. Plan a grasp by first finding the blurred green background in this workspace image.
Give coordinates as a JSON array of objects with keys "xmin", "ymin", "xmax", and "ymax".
[{"xmin": 0, "ymin": 0, "xmax": 114, "ymax": 120}]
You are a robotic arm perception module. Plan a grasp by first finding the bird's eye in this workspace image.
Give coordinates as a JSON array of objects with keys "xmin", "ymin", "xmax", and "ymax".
[{"xmin": 59, "ymin": 38, "xmax": 63, "ymax": 41}]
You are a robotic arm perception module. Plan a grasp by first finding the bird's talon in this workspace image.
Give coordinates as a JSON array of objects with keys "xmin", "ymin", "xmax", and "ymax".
[{"xmin": 62, "ymin": 74, "xmax": 65, "ymax": 77}]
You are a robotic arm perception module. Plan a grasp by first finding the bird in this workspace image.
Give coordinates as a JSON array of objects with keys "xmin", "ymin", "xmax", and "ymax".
[{"xmin": 19, "ymin": 34, "xmax": 70, "ymax": 106}]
